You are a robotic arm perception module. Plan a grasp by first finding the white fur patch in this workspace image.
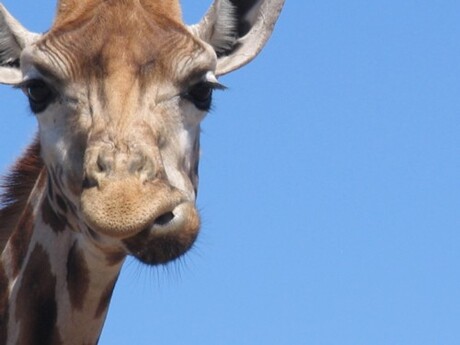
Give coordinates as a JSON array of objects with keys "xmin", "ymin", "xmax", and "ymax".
[
  {"xmin": 210, "ymin": 0, "xmax": 237, "ymax": 55},
  {"xmin": 190, "ymin": 0, "xmax": 237, "ymax": 55}
]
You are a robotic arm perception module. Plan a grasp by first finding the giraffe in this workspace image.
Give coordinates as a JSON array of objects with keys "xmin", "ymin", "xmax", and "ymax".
[{"xmin": 0, "ymin": 0, "xmax": 284, "ymax": 343}]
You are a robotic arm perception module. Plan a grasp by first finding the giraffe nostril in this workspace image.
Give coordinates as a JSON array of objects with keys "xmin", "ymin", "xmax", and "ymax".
[
  {"xmin": 153, "ymin": 212, "xmax": 175, "ymax": 226},
  {"xmin": 96, "ymin": 154, "xmax": 112, "ymax": 173},
  {"xmin": 82, "ymin": 176, "xmax": 98, "ymax": 189},
  {"xmin": 87, "ymin": 147, "xmax": 157, "ymax": 183},
  {"xmin": 129, "ymin": 153, "xmax": 147, "ymax": 174}
]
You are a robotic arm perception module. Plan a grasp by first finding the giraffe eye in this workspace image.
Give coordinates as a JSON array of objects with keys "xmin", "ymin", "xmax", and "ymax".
[
  {"xmin": 23, "ymin": 79, "xmax": 55, "ymax": 113},
  {"xmin": 186, "ymin": 82, "xmax": 214, "ymax": 111}
]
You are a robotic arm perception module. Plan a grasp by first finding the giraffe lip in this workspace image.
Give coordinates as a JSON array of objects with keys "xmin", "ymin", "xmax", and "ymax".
[
  {"xmin": 124, "ymin": 201, "xmax": 201, "ymax": 265},
  {"xmin": 150, "ymin": 202, "xmax": 198, "ymax": 234}
]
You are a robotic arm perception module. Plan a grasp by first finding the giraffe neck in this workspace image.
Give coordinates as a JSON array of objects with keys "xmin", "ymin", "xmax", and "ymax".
[{"xmin": 0, "ymin": 171, "xmax": 125, "ymax": 345}]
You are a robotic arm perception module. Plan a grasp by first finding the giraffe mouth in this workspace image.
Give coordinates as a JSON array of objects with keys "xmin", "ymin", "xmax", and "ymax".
[
  {"xmin": 81, "ymin": 177, "xmax": 200, "ymax": 264},
  {"xmin": 124, "ymin": 201, "xmax": 200, "ymax": 265}
]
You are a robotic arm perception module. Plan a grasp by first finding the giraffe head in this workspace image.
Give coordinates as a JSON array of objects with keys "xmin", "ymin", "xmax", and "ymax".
[{"xmin": 0, "ymin": 0, "xmax": 284, "ymax": 265}]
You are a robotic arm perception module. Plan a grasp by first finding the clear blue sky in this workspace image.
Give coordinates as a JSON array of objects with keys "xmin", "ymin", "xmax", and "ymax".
[{"xmin": 1, "ymin": 1, "xmax": 459, "ymax": 344}]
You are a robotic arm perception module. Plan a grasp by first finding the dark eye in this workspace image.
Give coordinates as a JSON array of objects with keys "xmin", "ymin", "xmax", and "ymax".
[
  {"xmin": 186, "ymin": 82, "xmax": 213, "ymax": 111},
  {"xmin": 24, "ymin": 80, "xmax": 54, "ymax": 113}
]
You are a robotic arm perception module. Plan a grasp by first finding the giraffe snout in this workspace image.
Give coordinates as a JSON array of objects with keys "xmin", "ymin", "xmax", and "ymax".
[
  {"xmin": 83, "ymin": 147, "xmax": 164, "ymax": 189},
  {"xmin": 80, "ymin": 139, "xmax": 201, "ymax": 248}
]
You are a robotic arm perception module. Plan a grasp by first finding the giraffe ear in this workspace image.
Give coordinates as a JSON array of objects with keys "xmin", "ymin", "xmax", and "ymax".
[
  {"xmin": 190, "ymin": 0, "xmax": 285, "ymax": 76},
  {"xmin": 0, "ymin": 5, "xmax": 39, "ymax": 85}
]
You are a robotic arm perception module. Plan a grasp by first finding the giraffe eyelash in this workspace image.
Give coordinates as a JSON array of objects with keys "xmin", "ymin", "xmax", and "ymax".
[
  {"xmin": 183, "ymin": 73, "xmax": 227, "ymax": 111},
  {"xmin": 203, "ymin": 71, "xmax": 227, "ymax": 90},
  {"xmin": 184, "ymin": 81, "xmax": 225, "ymax": 111}
]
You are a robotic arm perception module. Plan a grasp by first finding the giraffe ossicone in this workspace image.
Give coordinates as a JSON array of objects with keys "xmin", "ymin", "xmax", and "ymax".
[{"xmin": 0, "ymin": 0, "xmax": 284, "ymax": 343}]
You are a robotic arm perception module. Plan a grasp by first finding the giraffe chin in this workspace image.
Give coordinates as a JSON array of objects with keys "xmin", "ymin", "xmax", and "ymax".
[
  {"xmin": 124, "ymin": 201, "xmax": 201, "ymax": 265},
  {"xmin": 80, "ymin": 178, "xmax": 194, "ymax": 240}
]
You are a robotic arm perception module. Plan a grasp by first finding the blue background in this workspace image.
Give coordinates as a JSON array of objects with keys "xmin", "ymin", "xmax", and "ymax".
[{"xmin": 0, "ymin": 1, "xmax": 459, "ymax": 344}]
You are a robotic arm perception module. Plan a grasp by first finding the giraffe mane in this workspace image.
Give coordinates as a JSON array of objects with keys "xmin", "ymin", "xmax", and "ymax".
[{"xmin": 0, "ymin": 137, "xmax": 44, "ymax": 253}]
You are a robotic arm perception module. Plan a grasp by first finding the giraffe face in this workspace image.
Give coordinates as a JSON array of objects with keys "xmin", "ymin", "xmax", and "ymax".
[
  {"xmin": 0, "ymin": 0, "xmax": 285, "ymax": 266},
  {"xmin": 16, "ymin": 7, "xmax": 223, "ymax": 264}
]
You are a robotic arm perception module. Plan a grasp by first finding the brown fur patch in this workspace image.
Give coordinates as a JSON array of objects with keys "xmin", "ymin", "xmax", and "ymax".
[
  {"xmin": 66, "ymin": 241, "xmax": 90, "ymax": 311},
  {"xmin": 94, "ymin": 276, "xmax": 118, "ymax": 320},
  {"xmin": 42, "ymin": 196, "xmax": 66, "ymax": 233},
  {"xmin": 16, "ymin": 244, "xmax": 62, "ymax": 345},
  {"xmin": 55, "ymin": 193, "xmax": 69, "ymax": 215},
  {"xmin": 8, "ymin": 204, "xmax": 35, "ymax": 277},
  {"xmin": 54, "ymin": 0, "xmax": 183, "ymax": 32},
  {"xmin": 0, "ymin": 264, "xmax": 9, "ymax": 345},
  {"xmin": 105, "ymin": 251, "xmax": 125, "ymax": 267},
  {"xmin": 0, "ymin": 139, "xmax": 44, "ymax": 254}
]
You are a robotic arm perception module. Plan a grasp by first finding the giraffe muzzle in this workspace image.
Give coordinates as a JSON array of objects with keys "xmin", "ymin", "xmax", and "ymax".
[
  {"xmin": 80, "ymin": 177, "xmax": 199, "ymax": 240},
  {"xmin": 81, "ymin": 144, "xmax": 200, "ymax": 262}
]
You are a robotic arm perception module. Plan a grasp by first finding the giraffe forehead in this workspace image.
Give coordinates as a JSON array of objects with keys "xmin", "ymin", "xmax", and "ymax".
[{"xmin": 34, "ymin": 1, "xmax": 215, "ymax": 85}]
